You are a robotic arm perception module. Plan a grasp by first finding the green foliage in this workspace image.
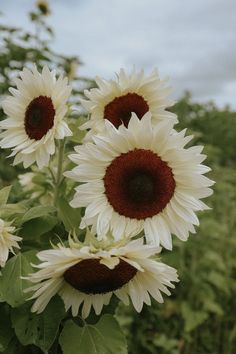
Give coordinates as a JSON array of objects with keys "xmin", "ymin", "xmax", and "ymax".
[
  {"xmin": 21, "ymin": 205, "xmax": 56, "ymax": 224},
  {"xmin": 11, "ymin": 297, "xmax": 66, "ymax": 352},
  {"xmin": 0, "ymin": 304, "xmax": 13, "ymax": 352},
  {"xmin": 172, "ymin": 92, "xmax": 236, "ymax": 167},
  {"xmin": 0, "ymin": 202, "xmax": 28, "ymax": 222},
  {"xmin": 20, "ymin": 216, "xmax": 58, "ymax": 239},
  {"xmin": 181, "ymin": 303, "xmax": 208, "ymax": 333},
  {"xmin": 0, "ymin": 185, "xmax": 12, "ymax": 206},
  {"xmin": 59, "ymin": 314, "xmax": 128, "ymax": 354},
  {"xmin": 58, "ymin": 197, "xmax": 81, "ymax": 233},
  {"xmin": 0, "ymin": 251, "xmax": 35, "ymax": 307}
]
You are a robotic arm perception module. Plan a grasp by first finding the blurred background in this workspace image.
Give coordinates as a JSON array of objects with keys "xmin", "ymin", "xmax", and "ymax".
[{"xmin": 0, "ymin": 1, "xmax": 236, "ymax": 353}]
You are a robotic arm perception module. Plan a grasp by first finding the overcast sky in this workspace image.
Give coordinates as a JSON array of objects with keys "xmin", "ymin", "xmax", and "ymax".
[{"xmin": 1, "ymin": 0, "xmax": 236, "ymax": 108}]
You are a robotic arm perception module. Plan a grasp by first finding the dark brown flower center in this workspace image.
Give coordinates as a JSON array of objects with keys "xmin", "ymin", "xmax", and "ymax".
[
  {"xmin": 104, "ymin": 93, "xmax": 149, "ymax": 128},
  {"xmin": 24, "ymin": 96, "xmax": 55, "ymax": 140},
  {"xmin": 127, "ymin": 173, "xmax": 155, "ymax": 203},
  {"xmin": 104, "ymin": 149, "xmax": 176, "ymax": 219},
  {"xmin": 63, "ymin": 258, "xmax": 137, "ymax": 294}
]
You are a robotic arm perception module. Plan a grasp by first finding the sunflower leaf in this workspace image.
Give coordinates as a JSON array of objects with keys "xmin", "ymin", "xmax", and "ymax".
[
  {"xmin": 0, "ymin": 185, "xmax": 12, "ymax": 207},
  {"xmin": 19, "ymin": 215, "xmax": 58, "ymax": 239},
  {"xmin": 1, "ymin": 337, "xmax": 25, "ymax": 354},
  {"xmin": 181, "ymin": 303, "xmax": 208, "ymax": 332},
  {"xmin": 21, "ymin": 205, "xmax": 56, "ymax": 224},
  {"xmin": 0, "ymin": 251, "xmax": 35, "ymax": 307},
  {"xmin": 59, "ymin": 314, "xmax": 128, "ymax": 354},
  {"xmin": 0, "ymin": 203, "xmax": 27, "ymax": 221},
  {"xmin": 11, "ymin": 296, "xmax": 66, "ymax": 353},
  {"xmin": 58, "ymin": 197, "xmax": 81, "ymax": 232},
  {"xmin": 0, "ymin": 304, "xmax": 13, "ymax": 352}
]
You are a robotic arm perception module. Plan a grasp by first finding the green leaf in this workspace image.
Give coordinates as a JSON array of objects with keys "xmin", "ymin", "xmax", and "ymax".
[
  {"xmin": 203, "ymin": 299, "xmax": 224, "ymax": 316},
  {"xmin": 0, "ymin": 304, "xmax": 13, "ymax": 352},
  {"xmin": 20, "ymin": 216, "xmax": 58, "ymax": 239},
  {"xmin": 205, "ymin": 251, "xmax": 226, "ymax": 271},
  {"xmin": 0, "ymin": 252, "xmax": 35, "ymax": 307},
  {"xmin": 0, "ymin": 186, "xmax": 12, "ymax": 206},
  {"xmin": 153, "ymin": 334, "xmax": 179, "ymax": 351},
  {"xmin": 11, "ymin": 296, "xmax": 65, "ymax": 353},
  {"xmin": 206, "ymin": 271, "xmax": 230, "ymax": 293},
  {"xmin": 21, "ymin": 205, "xmax": 56, "ymax": 224},
  {"xmin": 229, "ymin": 325, "xmax": 236, "ymax": 343},
  {"xmin": 58, "ymin": 197, "xmax": 81, "ymax": 232},
  {"xmin": 0, "ymin": 203, "xmax": 27, "ymax": 220},
  {"xmin": 59, "ymin": 314, "xmax": 128, "ymax": 354},
  {"xmin": 1, "ymin": 338, "xmax": 25, "ymax": 354},
  {"xmin": 181, "ymin": 303, "xmax": 208, "ymax": 332},
  {"xmin": 68, "ymin": 118, "xmax": 87, "ymax": 144}
]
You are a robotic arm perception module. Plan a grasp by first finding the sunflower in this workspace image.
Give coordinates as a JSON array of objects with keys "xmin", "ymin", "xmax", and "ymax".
[
  {"xmin": 0, "ymin": 65, "xmax": 72, "ymax": 168},
  {"xmin": 65, "ymin": 113, "xmax": 214, "ymax": 249},
  {"xmin": 36, "ymin": 0, "xmax": 50, "ymax": 16},
  {"xmin": 25, "ymin": 235, "xmax": 178, "ymax": 318},
  {"xmin": 80, "ymin": 68, "xmax": 177, "ymax": 139},
  {"xmin": 0, "ymin": 218, "xmax": 22, "ymax": 268}
]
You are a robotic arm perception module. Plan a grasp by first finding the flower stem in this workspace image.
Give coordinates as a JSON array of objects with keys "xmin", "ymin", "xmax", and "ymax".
[{"xmin": 54, "ymin": 139, "xmax": 65, "ymax": 206}]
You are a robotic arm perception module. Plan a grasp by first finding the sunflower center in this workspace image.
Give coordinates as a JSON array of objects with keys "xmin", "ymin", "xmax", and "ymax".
[
  {"xmin": 104, "ymin": 149, "xmax": 176, "ymax": 219},
  {"xmin": 63, "ymin": 258, "xmax": 137, "ymax": 294},
  {"xmin": 104, "ymin": 93, "xmax": 149, "ymax": 128},
  {"xmin": 24, "ymin": 96, "xmax": 55, "ymax": 140},
  {"xmin": 127, "ymin": 173, "xmax": 154, "ymax": 203}
]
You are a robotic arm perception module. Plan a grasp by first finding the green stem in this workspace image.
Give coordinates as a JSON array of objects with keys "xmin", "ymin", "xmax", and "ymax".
[{"xmin": 54, "ymin": 139, "xmax": 65, "ymax": 206}]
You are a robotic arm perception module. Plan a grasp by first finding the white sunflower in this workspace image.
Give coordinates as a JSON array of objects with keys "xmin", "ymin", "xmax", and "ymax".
[
  {"xmin": 25, "ymin": 235, "xmax": 178, "ymax": 318},
  {"xmin": 0, "ymin": 218, "xmax": 22, "ymax": 268},
  {"xmin": 0, "ymin": 65, "xmax": 72, "ymax": 169},
  {"xmin": 65, "ymin": 112, "xmax": 214, "ymax": 249},
  {"xmin": 80, "ymin": 68, "xmax": 177, "ymax": 139}
]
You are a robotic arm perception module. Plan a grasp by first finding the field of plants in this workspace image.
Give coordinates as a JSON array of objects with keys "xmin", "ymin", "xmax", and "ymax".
[{"xmin": 0, "ymin": 4, "xmax": 235, "ymax": 354}]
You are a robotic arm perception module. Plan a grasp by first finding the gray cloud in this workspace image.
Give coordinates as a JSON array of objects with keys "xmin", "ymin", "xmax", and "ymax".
[{"xmin": 1, "ymin": 0, "xmax": 236, "ymax": 107}]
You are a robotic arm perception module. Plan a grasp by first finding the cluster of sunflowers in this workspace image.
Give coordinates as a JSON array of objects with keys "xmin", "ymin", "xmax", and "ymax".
[{"xmin": 0, "ymin": 66, "xmax": 214, "ymax": 319}]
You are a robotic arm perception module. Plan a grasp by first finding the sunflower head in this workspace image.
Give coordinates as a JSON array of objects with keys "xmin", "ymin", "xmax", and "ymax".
[
  {"xmin": 80, "ymin": 68, "xmax": 178, "ymax": 139},
  {"xmin": 66, "ymin": 112, "xmax": 214, "ymax": 249},
  {"xmin": 36, "ymin": 0, "xmax": 50, "ymax": 16},
  {"xmin": 26, "ymin": 234, "xmax": 178, "ymax": 318},
  {"xmin": 0, "ymin": 65, "xmax": 72, "ymax": 169}
]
